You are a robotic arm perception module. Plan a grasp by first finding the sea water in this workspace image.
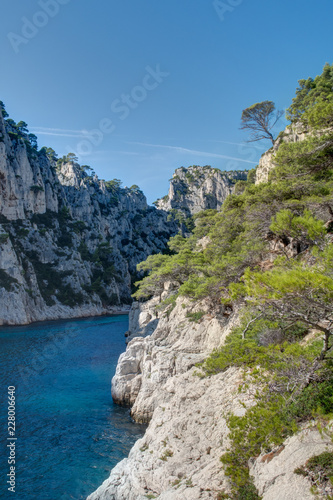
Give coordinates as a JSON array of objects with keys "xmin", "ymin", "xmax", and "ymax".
[{"xmin": 0, "ymin": 315, "xmax": 145, "ymax": 500}]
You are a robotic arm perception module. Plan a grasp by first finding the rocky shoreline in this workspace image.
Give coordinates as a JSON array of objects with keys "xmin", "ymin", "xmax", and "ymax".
[{"xmin": 87, "ymin": 298, "xmax": 333, "ymax": 500}]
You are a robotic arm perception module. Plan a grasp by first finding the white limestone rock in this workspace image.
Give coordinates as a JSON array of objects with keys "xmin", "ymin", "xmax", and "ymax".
[
  {"xmin": 88, "ymin": 366, "xmax": 253, "ymax": 500},
  {"xmin": 111, "ymin": 296, "xmax": 240, "ymax": 423},
  {"xmin": 155, "ymin": 165, "xmax": 247, "ymax": 217},
  {"xmin": 250, "ymin": 425, "xmax": 333, "ymax": 500}
]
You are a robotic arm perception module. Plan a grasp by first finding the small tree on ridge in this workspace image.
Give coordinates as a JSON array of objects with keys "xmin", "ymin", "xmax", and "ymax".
[{"xmin": 240, "ymin": 100, "xmax": 283, "ymax": 145}]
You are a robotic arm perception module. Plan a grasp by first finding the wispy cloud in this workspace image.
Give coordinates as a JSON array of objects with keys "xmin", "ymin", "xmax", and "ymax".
[
  {"xmin": 30, "ymin": 127, "xmax": 86, "ymax": 138},
  {"xmin": 209, "ymin": 139, "xmax": 265, "ymax": 151},
  {"xmin": 128, "ymin": 142, "xmax": 257, "ymax": 164}
]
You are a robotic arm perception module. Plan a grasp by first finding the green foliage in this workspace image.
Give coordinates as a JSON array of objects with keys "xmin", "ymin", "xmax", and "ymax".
[
  {"xmin": 295, "ymin": 451, "xmax": 333, "ymax": 479},
  {"xmin": 167, "ymin": 208, "xmax": 193, "ymax": 232},
  {"xmin": 105, "ymin": 179, "xmax": 122, "ymax": 191},
  {"xmin": 69, "ymin": 220, "xmax": 87, "ymax": 234},
  {"xmin": 78, "ymin": 242, "xmax": 93, "ymax": 261},
  {"xmin": 204, "ymin": 312, "xmax": 332, "ymax": 499},
  {"xmin": 0, "ymin": 233, "xmax": 9, "ymax": 244},
  {"xmin": 286, "ymin": 63, "xmax": 333, "ymax": 127},
  {"xmin": 295, "ymin": 451, "xmax": 333, "ymax": 496},
  {"xmin": 272, "ymin": 132, "xmax": 333, "ymax": 183},
  {"xmin": 0, "ymin": 100, "xmax": 9, "ymax": 118},
  {"xmin": 30, "ymin": 210, "xmax": 56, "ymax": 228},
  {"xmin": 81, "ymin": 164, "xmax": 92, "ymax": 172},
  {"xmin": 134, "ymin": 124, "xmax": 333, "ymax": 307},
  {"xmin": 25, "ymin": 252, "xmax": 83, "ymax": 306},
  {"xmin": 229, "ymin": 244, "xmax": 333, "ymax": 358},
  {"xmin": 129, "ymin": 184, "xmax": 142, "ymax": 194},
  {"xmin": 28, "ymin": 134, "xmax": 38, "ymax": 149},
  {"xmin": 247, "ymin": 168, "xmax": 257, "ymax": 185},
  {"xmin": 159, "ymin": 449, "xmax": 173, "ymax": 461},
  {"xmin": 233, "ymin": 180, "xmax": 248, "ymax": 195},
  {"xmin": 38, "ymin": 147, "xmax": 58, "ymax": 162},
  {"xmin": 270, "ymin": 208, "xmax": 326, "ymax": 242},
  {"xmin": 8, "ymin": 131, "xmax": 19, "ymax": 142},
  {"xmin": 30, "ymin": 185, "xmax": 44, "ymax": 193},
  {"xmin": 0, "ymin": 269, "xmax": 18, "ymax": 291},
  {"xmin": 203, "ymin": 314, "xmax": 318, "ymax": 376},
  {"xmin": 16, "ymin": 121, "xmax": 29, "ymax": 134},
  {"xmin": 58, "ymin": 206, "xmax": 72, "ymax": 224},
  {"xmin": 57, "ymin": 231, "xmax": 73, "ymax": 248},
  {"xmin": 65, "ymin": 152, "xmax": 78, "ymax": 163},
  {"xmin": 186, "ymin": 311, "xmax": 205, "ymax": 322},
  {"xmin": 81, "ymin": 242, "xmax": 120, "ymax": 305}
]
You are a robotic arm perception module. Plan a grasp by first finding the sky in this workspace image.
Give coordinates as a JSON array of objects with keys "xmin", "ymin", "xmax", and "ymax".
[{"xmin": 1, "ymin": 0, "xmax": 333, "ymax": 204}]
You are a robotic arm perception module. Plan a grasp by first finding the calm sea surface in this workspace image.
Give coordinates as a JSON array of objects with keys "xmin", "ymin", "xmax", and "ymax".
[{"xmin": 0, "ymin": 315, "xmax": 145, "ymax": 500}]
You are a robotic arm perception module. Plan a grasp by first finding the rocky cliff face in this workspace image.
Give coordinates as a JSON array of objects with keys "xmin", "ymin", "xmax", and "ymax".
[
  {"xmin": 111, "ymin": 294, "xmax": 239, "ymax": 420},
  {"xmin": 0, "ymin": 110, "xmax": 178, "ymax": 324},
  {"xmin": 88, "ymin": 296, "xmax": 333, "ymax": 500},
  {"xmin": 155, "ymin": 165, "xmax": 247, "ymax": 218}
]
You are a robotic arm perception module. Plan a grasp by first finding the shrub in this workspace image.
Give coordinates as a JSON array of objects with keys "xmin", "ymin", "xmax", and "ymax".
[
  {"xmin": 295, "ymin": 451, "xmax": 333, "ymax": 495},
  {"xmin": 0, "ymin": 233, "xmax": 9, "ymax": 244},
  {"xmin": 160, "ymin": 449, "xmax": 173, "ymax": 461},
  {"xmin": 30, "ymin": 185, "xmax": 44, "ymax": 193},
  {"xmin": 0, "ymin": 269, "xmax": 18, "ymax": 291},
  {"xmin": 186, "ymin": 311, "xmax": 205, "ymax": 322}
]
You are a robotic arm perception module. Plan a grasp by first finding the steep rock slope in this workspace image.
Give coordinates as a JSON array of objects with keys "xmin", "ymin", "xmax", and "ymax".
[
  {"xmin": 0, "ymin": 110, "xmax": 178, "ymax": 324},
  {"xmin": 89, "ymin": 366, "xmax": 253, "ymax": 500},
  {"xmin": 111, "ymin": 295, "xmax": 239, "ymax": 420},
  {"xmin": 89, "ymin": 298, "xmax": 333, "ymax": 500},
  {"xmin": 89, "ymin": 298, "xmax": 250, "ymax": 499}
]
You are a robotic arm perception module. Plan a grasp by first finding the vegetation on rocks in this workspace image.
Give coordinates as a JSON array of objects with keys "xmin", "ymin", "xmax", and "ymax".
[
  {"xmin": 295, "ymin": 451, "xmax": 333, "ymax": 496},
  {"xmin": 133, "ymin": 63, "xmax": 333, "ymax": 499}
]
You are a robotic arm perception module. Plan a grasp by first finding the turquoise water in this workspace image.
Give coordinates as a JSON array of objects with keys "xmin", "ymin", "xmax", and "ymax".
[{"xmin": 0, "ymin": 315, "xmax": 145, "ymax": 500}]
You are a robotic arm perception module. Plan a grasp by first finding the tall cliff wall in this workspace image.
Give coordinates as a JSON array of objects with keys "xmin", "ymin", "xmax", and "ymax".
[{"xmin": 0, "ymin": 110, "xmax": 178, "ymax": 324}]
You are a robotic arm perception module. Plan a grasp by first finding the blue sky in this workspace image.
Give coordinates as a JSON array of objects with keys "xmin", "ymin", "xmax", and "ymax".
[{"xmin": 1, "ymin": 0, "xmax": 333, "ymax": 203}]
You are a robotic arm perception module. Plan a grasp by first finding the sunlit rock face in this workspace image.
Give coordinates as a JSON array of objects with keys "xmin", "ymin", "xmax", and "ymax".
[
  {"xmin": 155, "ymin": 165, "xmax": 247, "ymax": 217},
  {"xmin": 0, "ymin": 111, "xmax": 178, "ymax": 324}
]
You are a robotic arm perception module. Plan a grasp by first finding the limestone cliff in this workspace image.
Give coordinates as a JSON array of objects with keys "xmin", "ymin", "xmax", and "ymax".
[
  {"xmin": 155, "ymin": 165, "xmax": 247, "ymax": 218},
  {"xmin": 0, "ymin": 110, "xmax": 178, "ymax": 324},
  {"xmin": 88, "ymin": 297, "xmax": 333, "ymax": 500}
]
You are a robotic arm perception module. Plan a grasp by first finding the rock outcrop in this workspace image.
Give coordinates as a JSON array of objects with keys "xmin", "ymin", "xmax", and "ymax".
[
  {"xmin": 255, "ymin": 122, "xmax": 332, "ymax": 184},
  {"xmin": 89, "ymin": 296, "xmax": 251, "ymax": 499},
  {"xmin": 155, "ymin": 165, "xmax": 247, "ymax": 217},
  {"xmin": 88, "ymin": 297, "xmax": 333, "ymax": 499},
  {"xmin": 111, "ymin": 295, "xmax": 238, "ymax": 422},
  {"xmin": 88, "ymin": 366, "xmax": 254, "ymax": 500}
]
